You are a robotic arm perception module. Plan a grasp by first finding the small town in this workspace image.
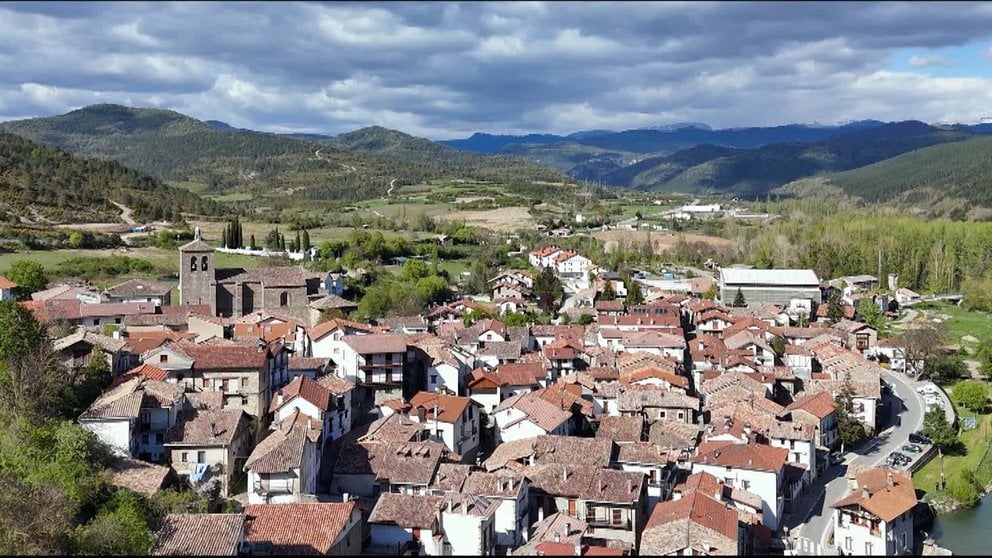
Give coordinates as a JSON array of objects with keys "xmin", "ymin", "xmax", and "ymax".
[{"xmin": 0, "ymin": 231, "xmax": 961, "ymax": 556}]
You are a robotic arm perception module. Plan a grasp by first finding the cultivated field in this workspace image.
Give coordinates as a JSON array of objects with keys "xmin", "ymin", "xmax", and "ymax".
[{"xmin": 590, "ymin": 228, "xmax": 732, "ymax": 252}]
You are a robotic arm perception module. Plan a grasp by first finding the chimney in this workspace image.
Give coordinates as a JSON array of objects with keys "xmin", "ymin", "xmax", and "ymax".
[
  {"xmin": 342, "ymin": 492, "xmax": 350, "ymax": 502},
  {"xmin": 564, "ymin": 521, "xmax": 571, "ymax": 536},
  {"xmin": 210, "ymin": 422, "xmax": 218, "ymax": 437},
  {"xmin": 744, "ymin": 422, "xmax": 752, "ymax": 438},
  {"xmin": 554, "ymin": 533, "xmax": 561, "ymax": 543},
  {"xmin": 627, "ymin": 478, "xmax": 634, "ymax": 494},
  {"xmin": 862, "ymin": 487, "xmax": 870, "ymax": 499},
  {"xmin": 598, "ymin": 477, "xmax": 603, "ymax": 493},
  {"xmin": 276, "ymin": 391, "xmax": 284, "ymax": 406},
  {"xmin": 562, "ymin": 467, "xmax": 568, "ymax": 482},
  {"xmin": 886, "ymin": 472, "xmax": 894, "ymax": 488}
]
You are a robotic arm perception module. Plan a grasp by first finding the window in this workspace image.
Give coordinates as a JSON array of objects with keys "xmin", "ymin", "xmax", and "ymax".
[
  {"xmin": 94, "ymin": 319, "xmax": 100, "ymax": 326},
  {"xmin": 612, "ymin": 509, "xmax": 623, "ymax": 525},
  {"xmin": 901, "ymin": 532, "xmax": 907, "ymax": 549},
  {"xmin": 742, "ymin": 480, "xmax": 750, "ymax": 490},
  {"xmin": 159, "ymin": 354, "xmax": 168, "ymax": 363},
  {"xmin": 190, "ymin": 256, "xmax": 197, "ymax": 272},
  {"xmin": 430, "ymin": 374, "xmax": 437, "ymax": 384},
  {"xmin": 677, "ymin": 411, "xmax": 684, "ymax": 420},
  {"xmin": 279, "ymin": 292, "xmax": 289, "ymax": 307},
  {"xmin": 241, "ymin": 396, "xmax": 249, "ymax": 406},
  {"xmin": 155, "ymin": 433, "xmax": 164, "ymax": 444},
  {"xmin": 201, "ymin": 256, "xmax": 209, "ymax": 272},
  {"xmin": 844, "ymin": 537, "xmax": 853, "ymax": 551},
  {"xmin": 197, "ymin": 451, "xmax": 206, "ymax": 463},
  {"xmin": 202, "ymin": 378, "xmax": 209, "ymax": 388},
  {"xmin": 181, "ymin": 452, "xmax": 188, "ymax": 462}
]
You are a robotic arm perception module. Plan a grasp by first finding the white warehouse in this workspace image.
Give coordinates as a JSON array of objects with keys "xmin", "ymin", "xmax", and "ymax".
[{"xmin": 719, "ymin": 268, "xmax": 821, "ymax": 307}]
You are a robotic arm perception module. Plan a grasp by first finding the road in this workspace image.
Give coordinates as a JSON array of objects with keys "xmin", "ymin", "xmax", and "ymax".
[{"xmin": 789, "ymin": 370, "xmax": 925, "ymax": 555}]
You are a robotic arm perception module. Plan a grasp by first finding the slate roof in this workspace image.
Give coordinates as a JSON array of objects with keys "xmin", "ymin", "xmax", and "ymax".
[
  {"xmin": 244, "ymin": 502, "xmax": 355, "ymax": 555},
  {"xmin": 151, "ymin": 513, "xmax": 246, "ymax": 556},
  {"xmin": 369, "ymin": 493, "xmax": 443, "ymax": 529}
]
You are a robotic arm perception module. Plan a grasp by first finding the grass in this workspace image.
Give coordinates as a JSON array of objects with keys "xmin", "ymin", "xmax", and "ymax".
[
  {"xmin": 913, "ymin": 381, "xmax": 992, "ymax": 495},
  {"xmin": 914, "ymin": 301, "xmax": 992, "ymax": 354},
  {"xmin": 206, "ymin": 192, "xmax": 255, "ymax": 202},
  {"xmin": 186, "ymin": 219, "xmax": 429, "ymax": 246}
]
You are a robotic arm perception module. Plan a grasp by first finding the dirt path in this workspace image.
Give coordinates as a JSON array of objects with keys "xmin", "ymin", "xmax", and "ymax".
[
  {"xmin": 387, "ymin": 178, "xmax": 397, "ymax": 197},
  {"xmin": 111, "ymin": 201, "xmax": 137, "ymax": 226}
]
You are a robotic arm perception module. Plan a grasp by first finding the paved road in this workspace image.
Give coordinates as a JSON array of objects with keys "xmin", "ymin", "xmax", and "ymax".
[{"xmin": 789, "ymin": 370, "xmax": 925, "ymax": 555}]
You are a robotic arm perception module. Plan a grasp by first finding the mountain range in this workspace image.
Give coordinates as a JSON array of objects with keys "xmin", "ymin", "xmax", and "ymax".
[{"xmin": 2, "ymin": 104, "xmax": 992, "ymax": 219}]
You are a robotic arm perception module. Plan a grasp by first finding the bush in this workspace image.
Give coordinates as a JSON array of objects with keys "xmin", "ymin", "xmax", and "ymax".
[{"xmin": 948, "ymin": 470, "xmax": 981, "ymax": 507}]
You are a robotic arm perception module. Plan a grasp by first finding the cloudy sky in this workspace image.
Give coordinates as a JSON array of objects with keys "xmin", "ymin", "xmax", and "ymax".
[{"xmin": 2, "ymin": 1, "xmax": 992, "ymax": 139}]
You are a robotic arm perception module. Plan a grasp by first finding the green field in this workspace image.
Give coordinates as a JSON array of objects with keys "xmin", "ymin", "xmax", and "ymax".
[
  {"xmin": 915, "ymin": 302, "xmax": 992, "ymax": 346},
  {"xmin": 0, "ymin": 247, "xmax": 265, "ymax": 281}
]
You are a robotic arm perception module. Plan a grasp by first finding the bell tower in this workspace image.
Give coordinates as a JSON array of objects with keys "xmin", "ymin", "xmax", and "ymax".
[{"xmin": 179, "ymin": 231, "xmax": 216, "ymax": 315}]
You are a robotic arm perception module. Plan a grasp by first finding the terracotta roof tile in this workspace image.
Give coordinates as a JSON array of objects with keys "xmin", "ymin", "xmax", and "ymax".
[
  {"xmin": 165, "ymin": 409, "xmax": 249, "ymax": 446},
  {"xmin": 342, "ymin": 332, "xmax": 408, "ymax": 354},
  {"xmin": 271, "ymin": 376, "xmax": 334, "ymax": 414},
  {"xmin": 642, "ymin": 491, "xmax": 738, "ymax": 555},
  {"xmin": 369, "ymin": 493, "xmax": 442, "ymax": 529},
  {"xmin": 244, "ymin": 502, "xmax": 355, "ymax": 555},
  {"xmin": 151, "ymin": 513, "xmax": 246, "ymax": 556},
  {"xmin": 408, "ymin": 391, "xmax": 472, "ymax": 423},
  {"xmin": 785, "ymin": 391, "xmax": 837, "ymax": 420},
  {"xmin": 831, "ymin": 467, "xmax": 917, "ymax": 522},
  {"xmin": 595, "ymin": 415, "xmax": 644, "ymax": 443},
  {"xmin": 173, "ymin": 340, "xmax": 269, "ymax": 370},
  {"xmin": 692, "ymin": 442, "xmax": 788, "ymax": 473},
  {"xmin": 111, "ymin": 458, "xmax": 170, "ymax": 495}
]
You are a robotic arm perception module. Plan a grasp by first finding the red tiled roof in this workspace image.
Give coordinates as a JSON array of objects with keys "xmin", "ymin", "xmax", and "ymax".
[
  {"xmin": 244, "ymin": 502, "xmax": 356, "ymax": 555},
  {"xmin": 0, "ymin": 275, "xmax": 16, "ymax": 289},
  {"xmin": 121, "ymin": 363, "xmax": 169, "ymax": 382},
  {"xmin": 786, "ymin": 391, "xmax": 837, "ymax": 420},
  {"xmin": 271, "ymin": 376, "xmax": 334, "ymax": 413},
  {"xmin": 643, "ymin": 491, "xmax": 738, "ymax": 554},
  {"xmin": 151, "ymin": 513, "xmax": 246, "ymax": 556},
  {"xmin": 831, "ymin": 467, "xmax": 917, "ymax": 522},
  {"xmin": 308, "ymin": 318, "xmax": 372, "ymax": 340},
  {"xmin": 408, "ymin": 391, "xmax": 472, "ymax": 424},
  {"xmin": 693, "ymin": 442, "xmax": 788, "ymax": 473},
  {"xmin": 173, "ymin": 340, "xmax": 269, "ymax": 370}
]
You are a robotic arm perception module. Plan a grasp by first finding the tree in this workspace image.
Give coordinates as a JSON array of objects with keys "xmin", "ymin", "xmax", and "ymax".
[
  {"xmin": 67, "ymin": 232, "xmax": 85, "ymax": 249},
  {"xmin": 295, "ymin": 231, "xmax": 302, "ymax": 253},
  {"xmin": 626, "ymin": 278, "xmax": 644, "ymax": 306},
  {"xmin": 600, "ymin": 281, "xmax": 617, "ymax": 301},
  {"xmin": 733, "ymin": 287, "xmax": 746, "ymax": 308},
  {"xmin": 6, "ymin": 260, "xmax": 47, "ymax": 298},
  {"xmin": 0, "ymin": 471, "xmax": 74, "ymax": 555},
  {"xmin": 976, "ymin": 337, "xmax": 992, "ymax": 379},
  {"xmin": 896, "ymin": 322, "xmax": 949, "ymax": 379},
  {"xmin": 702, "ymin": 284, "xmax": 718, "ymax": 301},
  {"xmin": 948, "ymin": 470, "xmax": 980, "ymax": 507},
  {"xmin": 926, "ymin": 353, "xmax": 966, "ymax": 385},
  {"xmin": 401, "ymin": 259, "xmax": 431, "ymax": 281},
  {"xmin": 857, "ymin": 297, "xmax": 884, "ymax": 329},
  {"xmin": 922, "ymin": 408, "xmax": 960, "ymax": 452},
  {"xmin": 835, "ymin": 374, "xmax": 868, "ymax": 452},
  {"xmin": 265, "ymin": 228, "xmax": 281, "ymax": 250},
  {"xmin": 301, "ymin": 230, "xmax": 311, "ymax": 252},
  {"xmin": 826, "ymin": 289, "xmax": 845, "ymax": 324},
  {"xmin": 578, "ymin": 313, "xmax": 594, "ymax": 325},
  {"xmin": 533, "ymin": 266, "xmax": 564, "ymax": 313},
  {"xmin": 414, "ymin": 276, "xmax": 450, "ymax": 305},
  {"xmin": 249, "ymin": 234, "xmax": 257, "ymax": 250},
  {"xmin": 770, "ymin": 336, "xmax": 786, "ymax": 359},
  {"xmin": 953, "ymin": 380, "xmax": 988, "ymax": 414},
  {"xmin": 502, "ymin": 312, "xmax": 531, "ymax": 327},
  {"xmin": 70, "ymin": 490, "xmax": 155, "ymax": 555}
]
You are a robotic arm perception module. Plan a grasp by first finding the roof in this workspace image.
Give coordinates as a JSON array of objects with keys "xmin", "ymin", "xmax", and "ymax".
[
  {"xmin": 595, "ymin": 415, "xmax": 644, "ymax": 443},
  {"xmin": 641, "ymin": 491, "xmax": 739, "ymax": 556},
  {"xmin": 244, "ymin": 502, "xmax": 355, "ymax": 555},
  {"xmin": 342, "ymin": 333, "xmax": 408, "ymax": 354},
  {"xmin": 430, "ymin": 463, "xmax": 473, "ymax": 493},
  {"xmin": 287, "ymin": 356, "xmax": 331, "ymax": 371},
  {"xmin": 271, "ymin": 376, "xmax": 334, "ymax": 414},
  {"xmin": 79, "ymin": 376, "xmax": 145, "ymax": 420},
  {"xmin": 408, "ymin": 391, "xmax": 472, "ymax": 423},
  {"xmin": 831, "ymin": 467, "xmax": 917, "ymax": 522},
  {"xmin": 151, "ymin": 513, "xmax": 245, "ymax": 556},
  {"xmin": 78, "ymin": 301, "xmax": 157, "ymax": 318},
  {"xmin": 495, "ymin": 392, "xmax": 571, "ymax": 433},
  {"xmin": 527, "ymin": 464, "xmax": 644, "ymax": 504},
  {"xmin": 170, "ymin": 340, "xmax": 269, "ymax": 370},
  {"xmin": 308, "ymin": 293, "xmax": 358, "ymax": 310},
  {"xmin": 483, "ymin": 435, "xmax": 615, "ymax": 471},
  {"xmin": 785, "ymin": 391, "xmax": 837, "ymax": 420},
  {"xmin": 692, "ymin": 442, "xmax": 788, "ymax": 473},
  {"xmin": 245, "ymin": 412, "xmax": 321, "ymax": 474},
  {"xmin": 494, "ymin": 362, "xmax": 545, "ymax": 385},
  {"xmin": 368, "ymin": 493, "xmax": 443, "ymax": 529},
  {"xmin": 315, "ymin": 374, "xmax": 355, "ymax": 395},
  {"xmin": 165, "ymin": 409, "xmax": 249, "ymax": 446},
  {"xmin": 616, "ymin": 441, "xmax": 670, "ymax": 465},
  {"xmin": 462, "ymin": 470, "xmax": 525, "ymax": 498},
  {"xmin": 720, "ymin": 268, "xmax": 819, "ymax": 286},
  {"xmin": 308, "ymin": 318, "xmax": 373, "ymax": 340},
  {"xmin": 111, "ymin": 458, "xmax": 170, "ymax": 495},
  {"xmin": 0, "ymin": 275, "xmax": 16, "ymax": 289},
  {"xmin": 53, "ymin": 328, "xmax": 129, "ymax": 353},
  {"xmin": 218, "ymin": 266, "xmax": 324, "ymax": 287},
  {"xmin": 105, "ymin": 279, "xmax": 173, "ymax": 298}
]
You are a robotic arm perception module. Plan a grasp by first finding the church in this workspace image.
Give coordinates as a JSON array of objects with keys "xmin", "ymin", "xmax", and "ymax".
[{"xmin": 179, "ymin": 233, "xmax": 325, "ymax": 320}]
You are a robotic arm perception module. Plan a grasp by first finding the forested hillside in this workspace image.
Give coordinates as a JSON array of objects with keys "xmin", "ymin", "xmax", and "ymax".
[
  {"xmin": 0, "ymin": 105, "xmax": 566, "ymax": 205},
  {"xmin": 0, "ymin": 133, "xmax": 221, "ymax": 224}
]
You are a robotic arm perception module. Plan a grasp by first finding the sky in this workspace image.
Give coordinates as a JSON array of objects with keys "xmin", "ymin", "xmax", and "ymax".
[{"xmin": 2, "ymin": 1, "xmax": 992, "ymax": 140}]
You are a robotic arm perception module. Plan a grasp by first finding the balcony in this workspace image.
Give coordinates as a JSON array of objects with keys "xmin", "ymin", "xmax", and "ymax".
[{"xmin": 586, "ymin": 518, "xmax": 632, "ymax": 530}]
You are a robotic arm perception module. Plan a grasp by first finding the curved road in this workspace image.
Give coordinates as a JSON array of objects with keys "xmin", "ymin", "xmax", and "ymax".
[{"xmin": 789, "ymin": 370, "xmax": 925, "ymax": 555}]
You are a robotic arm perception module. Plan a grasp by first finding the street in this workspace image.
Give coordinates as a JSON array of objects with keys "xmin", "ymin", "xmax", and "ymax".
[{"xmin": 788, "ymin": 370, "xmax": 926, "ymax": 555}]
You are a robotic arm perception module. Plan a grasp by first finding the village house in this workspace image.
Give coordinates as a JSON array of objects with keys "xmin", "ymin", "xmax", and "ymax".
[
  {"xmin": 640, "ymin": 488, "xmax": 742, "ymax": 556},
  {"xmin": 54, "ymin": 327, "xmax": 134, "ymax": 376},
  {"xmin": 832, "ymin": 467, "xmax": 918, "ymax": 556},
  {"xmin": 831, "ymin": 319, "xmax": 879, "ymax": 355},
  {"xmin": 466, "ymin": 363, "xmax": 543, "ymax": 414},
  {"xmin": 0, "ymin": 275, "xmax": 16, "ymax": 301},
  {"xmin": 439, "ymin": 492, "xmax": 500, "ymax": 556},
  {"xmin": 462, "ymin": 470, "xmax": 530, "ymax": 552},
  {"xmin": 286, "ymin": 356, "xmax": 332, "ymax": 381},
  {"xmin": 337, "ymin": 332, "xmax": 411, "ymax": 401},
  {"xmin": 244, "ymin": 410, "xmax": 322, "ymax": 505},
  {"xmin": 78, "ymin": 375, "xmax": 186, "ymax": 462},
  {"xmin": 270, "ymin": 374, "xmax": 354, "ymax": 446},
  {"xmin": 616, "ymin": 386, "xmax": 700, "ymax": 424},
  {"xmin": 407, "ymin": 391, "xmax": 480, "ymax": 462},
  {"xmin": 307, "ymin": 318, "xmax": 373, "ymax": 360},
  {"xmin": 105, "ymin": 279, "xmax": 174, "ymax": 306},
  {"xmin": 368, "ymin": 493, "xmax": 446, "ymax": 555},
  {"xmin": 784, "ymin": 391, "xmax": 840, "ymax": 451},
  {"xmin": 614, "ymin": 442, "xmax": 678, "ymax": 510},
  {"xmin": 164, "ymin": 408, "xmax": 253, "ymax": 497},
  {"xmin": 493, "ymin": 391, "xmax": 573, "ymax": 442}
]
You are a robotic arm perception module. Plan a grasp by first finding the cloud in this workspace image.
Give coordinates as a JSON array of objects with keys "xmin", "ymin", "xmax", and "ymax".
[
  {"xmin": 2, "ymin": 1, "xmax": 992, "ymax": 138},
  {"xmin": 908, "ymin": 55, "xmax": 956, "ymax": 68}
]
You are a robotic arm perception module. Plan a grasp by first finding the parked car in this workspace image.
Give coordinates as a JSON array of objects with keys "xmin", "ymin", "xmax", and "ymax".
[
  {"xmin": 909, "ymin": 432, "xmax": 931, "ymax": 445},
  {"xmin": 902, "ymin": 444, "xmax": 922, "ymax": 453},
  {"xmin": 829, "ymin": 452, "xmax": 844, "ymax": 466}
]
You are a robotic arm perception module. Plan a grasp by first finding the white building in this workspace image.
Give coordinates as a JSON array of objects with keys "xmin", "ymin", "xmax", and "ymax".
[
  {"xmin": 556, "ymin": 254, "xmax": 593, "ymax": 278},
  {"xmin": 270, "ymin": 375, "xmax": 354, "ymax": 445},
  {"xmin": 832, "ymin": 467, "xmax": 917, "ymax": 556},
  {"xmin": 440, "ymin": 493, "xmax": 498, "ymax": 556},
  {"xmin": 307, "ymin": 319, "xmax": 372, "ymax": 361},
  {"xmin": 719, "ymin": 268, "xmax": 821, "ymax": 307},
  {"xmin": 368, "ymin": 493, "xmax": 445, "ymax": 555},
  {"xmin": 493, "ymin": 392, "xmax": 572, "ymax": 443},
  {"xmin": 244, "ymin": 411, "xmax": 321, "ymax": 505},
  {"xmin": 408, "ymin": 391, "xmax": 480, "ymax": 462},
  {"xmin": 690, "ymin": 443, "xmax": 789, "ymax": 531},
  {"xmin": 462, "ymin": 471, "xmax": 530, "ymax": 552}
]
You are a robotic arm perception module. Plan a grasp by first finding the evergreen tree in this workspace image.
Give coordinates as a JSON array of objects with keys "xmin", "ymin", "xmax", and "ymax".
[
  {"xmin": 295, "ymin": 231, "xmax": 301, "ymax": 253},
  {"xmin": 249, "ymin": 234, "xmax": 257, "ymax": 250},
  {"xmin": 826, "ymin": 289, "xmax": 845, "ymax": 324},
  {"xmin": 533, "ymin": 266, "xmax": 564, "ymax": 313},
  {"xmin": 626, "ymin": 277, "xmax": 644, "ymax": 306},
  {"xmin": 835, "ymin": 373, "xmax": 868, "ymax": 452},
  {"xmin": 301, "ymin": 230, "xmax": 310, "ymax": 252},
  {"xmin": 733, "ymin": 287, "xmax": 746, "ymax": 308},
  {"xmin": 601, "ymin": 281, "xmax": 617, "ymax": 301},
  {"xmin": 279, "ymin": 234, "xmax": 286, "ymax": 251}
]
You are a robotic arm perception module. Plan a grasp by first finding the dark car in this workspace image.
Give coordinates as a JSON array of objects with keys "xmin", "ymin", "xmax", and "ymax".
[
  {"xmin": 829, "ymin": 452, "xmax": 844, "ymax": 466},
  {"xmin": 902, "ymin": 444, "xmax": 922, "ymax": 454},
  {"xmin": 909, "ymin": 432, "xmax": 931, "ymax": 445}
]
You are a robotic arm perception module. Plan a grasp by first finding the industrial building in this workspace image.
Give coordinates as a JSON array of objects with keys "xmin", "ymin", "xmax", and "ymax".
[{"xmin": 719, "ymin": 268, "xmax": 821, "ymax": 307}]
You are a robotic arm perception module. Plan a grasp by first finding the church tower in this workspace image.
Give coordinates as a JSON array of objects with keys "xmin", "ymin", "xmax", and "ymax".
[{"xmin": 179, "ymin": 229, "xmax": 216, "ymax": 315}]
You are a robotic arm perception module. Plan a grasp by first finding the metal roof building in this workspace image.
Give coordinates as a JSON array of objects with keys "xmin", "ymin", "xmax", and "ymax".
[{"xmin": 718, "ymin": 268, "xmax": 821, "ymax": 307}]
